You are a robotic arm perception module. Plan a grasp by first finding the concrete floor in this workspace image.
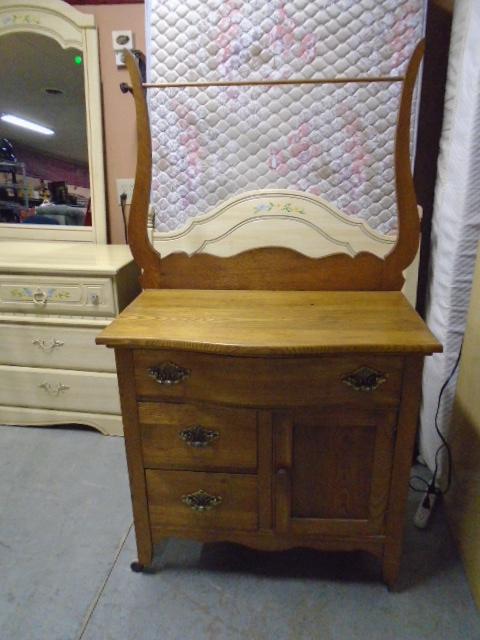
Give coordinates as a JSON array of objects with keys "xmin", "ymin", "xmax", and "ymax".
[{"xmin": 0, "ymin": 425, "xmax": 478, "ymax": 640}]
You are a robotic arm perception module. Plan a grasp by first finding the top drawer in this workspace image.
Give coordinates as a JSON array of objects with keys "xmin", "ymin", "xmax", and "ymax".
[
  {"xmin": 134, "ymin": 350, "xmax": 404, "ymax": 408},
  {"xmin": 0, "ymin": 275, "xmax": 116, "ymax": 317}
]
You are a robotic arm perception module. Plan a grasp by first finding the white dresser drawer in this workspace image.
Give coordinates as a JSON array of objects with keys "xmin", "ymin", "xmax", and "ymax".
[
  {"xmin": 0, "ymin": 365, "xmax": 120, "ymax": 415},
  {"xmin": 0, "ymin": 323, "xmax": 116, "ymax": 372},
  {"xmin": 0, "ymin": 275, "xmax": 116, "ymax": 317}
]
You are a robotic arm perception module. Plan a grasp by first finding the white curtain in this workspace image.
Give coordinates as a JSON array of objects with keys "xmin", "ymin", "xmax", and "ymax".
[{"xmin": 419, "ymin": 0, "xmax": 480, "ymax": 481}]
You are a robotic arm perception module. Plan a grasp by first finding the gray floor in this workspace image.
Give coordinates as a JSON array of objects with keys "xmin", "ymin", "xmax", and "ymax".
[{"xmin": 0, "ymin": 426, "xmax": 478, "ymax": 640}]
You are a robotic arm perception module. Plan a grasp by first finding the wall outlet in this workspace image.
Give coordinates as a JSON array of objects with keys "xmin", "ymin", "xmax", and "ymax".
[
  {"xmin": 115, "ymin": 51, "xmax": 127, "ymax": 67},
  {"xmin": 116, "ymin": 178, "xmax": 134, "ymax": 205}
]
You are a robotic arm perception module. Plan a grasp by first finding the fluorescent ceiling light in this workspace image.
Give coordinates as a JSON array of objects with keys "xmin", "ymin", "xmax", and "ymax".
[{"xmin": 1, "ymin": 114, "xmax": 54, "ymax": 136}]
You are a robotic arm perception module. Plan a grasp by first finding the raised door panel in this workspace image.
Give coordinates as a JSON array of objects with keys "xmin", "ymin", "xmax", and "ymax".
[{"xmin": 274, "ymin": 408, "xmax": 397, "ymax": 536}]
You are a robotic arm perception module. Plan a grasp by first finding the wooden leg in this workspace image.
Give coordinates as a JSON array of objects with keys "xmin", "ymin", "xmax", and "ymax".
[
  {"xmin": 115, "ymin": 350, "xmax": 154, "ymax": 573},
  {"xmin": 382, "ymin": 357, "xmax": 424, "ymax": 592},
  {"xmin": 132, "ymin": 537, "xmax": 168, "ymax": 573},
  {"xmin": 382, "ymin": 544, "xmax": 401, "ymax": 590},
  {"xmin": 135, "ymin": 525, "xmax": 154, "ymax": 568}
]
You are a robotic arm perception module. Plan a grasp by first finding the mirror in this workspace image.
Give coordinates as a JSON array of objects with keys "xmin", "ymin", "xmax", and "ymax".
[
  {"xmin": 0, "ymin": 0, "xmax": 106, "ymax": 242},
  {"xmin": 0, "ymin": 33, "xmax": 90, "ymax": 227}
]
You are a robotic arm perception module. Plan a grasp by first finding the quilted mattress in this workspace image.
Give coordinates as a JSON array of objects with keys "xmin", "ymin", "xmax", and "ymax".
[
  {"xmin": 419, "ymin": 0, "xmax": 480, "ymax": 478},
  {"xmin": 146, "ymin": 0, "xmax": 426, "ymax": 234}
]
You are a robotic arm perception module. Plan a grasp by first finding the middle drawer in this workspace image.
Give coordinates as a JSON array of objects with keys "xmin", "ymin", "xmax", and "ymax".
[
  {"xmin": 0, "ymin": 323, "xmax": 115, "ymax": 372},
  {"xmin": 139, "ymin": 402, "xmax": 257, "ymax": 472}
]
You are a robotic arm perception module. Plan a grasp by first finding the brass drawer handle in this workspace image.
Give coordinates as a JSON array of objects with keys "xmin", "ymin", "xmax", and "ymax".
[
  {"xmin": 182, "ymin": 489, "xmax": 222, "ymax": 512},
  {"xmin": 38, "ymin": 382, "xmax": 70, "ymax": 396},
  {"xmin": 148, "ymin": 362, "xmax": 190, "ymax": 385},
  {"xmin": 179, "ymin": 425, "xmax": 219, "ymax": 448},
  {"xmin": 32, "ymin": 338, "xmax": 65, "ymax": 352},
  {"xmin": 342, "ymin": 366, "xmax": 387, "ymax": 392}
]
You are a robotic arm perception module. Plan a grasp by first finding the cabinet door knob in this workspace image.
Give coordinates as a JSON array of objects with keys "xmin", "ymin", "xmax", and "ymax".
[
  {"xmin": 179, "ymin": 425, "xmax": 219, "ymax": 448},
  {"xmin": 182, "ymin": 489, "xmax": 222, "ymax": 512},
  {"xmin": 276, "ymin": 467, "xmax": 289, "ymax": 477},
  {"xmin": 148, "ymin": 362, "xmax": 190, "ymax": 385}
]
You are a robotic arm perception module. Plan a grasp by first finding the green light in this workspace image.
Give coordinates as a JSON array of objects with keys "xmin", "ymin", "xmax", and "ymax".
[{"xmin": 74, "ymin": 55, "xmax": 83, "ymax": 65}]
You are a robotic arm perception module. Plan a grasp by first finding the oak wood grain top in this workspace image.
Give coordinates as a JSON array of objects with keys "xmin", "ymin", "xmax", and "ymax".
[{"xmin": 96, "ymin": 290, "xmax": 442, "ymax": 356}]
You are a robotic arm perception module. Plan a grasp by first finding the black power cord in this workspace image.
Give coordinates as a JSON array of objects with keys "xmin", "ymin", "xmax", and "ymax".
[
  {"xmin": 120, "ymin": 192, "xmax": 128, "ymax": 242},
  {"xmin": 430, "ymin": 341, "xmax": 463, "ymax": 495},
  {"xmin": 410, "ymin": 341, "xmax": 464, "ymax": 497}
]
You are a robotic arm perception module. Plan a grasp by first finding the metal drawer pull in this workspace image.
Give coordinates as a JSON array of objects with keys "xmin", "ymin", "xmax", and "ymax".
[
  {"xmin": 38, "ymin": 382, "xmax": 70, "ymax": 396},
  {"xmin": 32, "ymin": 289, "xmax": 48, "ymax": 305},
  {"xmin": 148, "ymin": 362, "xmax": 190, "ymax": 385},
  {"xmin": 342, "ymin": 366, "xmax": 387, "ymax": 392},
  {"xmin": 179, "ymin": 425, "xmax": 219, "ymax": 448},
  {"xmin": 32, "ymin": 338, "xmax": 65, "ymax": 352},
  {"xmin": 182, "ymin": 489, "xmax": 222, "ymax": 512}
]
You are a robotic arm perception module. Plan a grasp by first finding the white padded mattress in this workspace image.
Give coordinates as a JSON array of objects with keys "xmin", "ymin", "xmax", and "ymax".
[
  {"xmin": 419, "ymin": 0, "xmax": 480, "ymax": 477},
  {"xmin": 146, "ymin": 0, "xmax": 426, "ymax": 233}
]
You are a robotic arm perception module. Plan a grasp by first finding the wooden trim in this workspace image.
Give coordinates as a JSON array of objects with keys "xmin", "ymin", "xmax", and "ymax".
[
  {"xmin": 367, "ymin": 410, "xmax": 398, "ymax": 532},
  {"xmin": 143, "ymin": 76, "xmax": 405, "ymax": 90},
  {"xmin": 382, "ymin": 355, "xmax": 424, "ymax": 589},
  {"xmin": 125, "ymin": 51, "xmax": 159, "ymax": 287},
  {"xmin": 257, "ymin": 411, "xmax": 273, "ymax": 531},
  {"xmin": 384, "ymin": 39, "xmax": 425, "ymax": 286},
  {"xmin": 114, "ymin": 348, "xmax": 153, "ymax": 567},
  {"xmin": 150, "ymin": 526, "xmax": 385, "ymax": 558},
  {"xmin": 125, "ymin": 41, "xmax": 424, "ymax": 291},
  {"xmin": 273, "ymin": 413, "xmax": 292, "ymax": 533}
]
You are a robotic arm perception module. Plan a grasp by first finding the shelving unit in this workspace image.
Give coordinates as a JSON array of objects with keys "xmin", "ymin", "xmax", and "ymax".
[{"xmin": 0, "ymin": 160, "xmax": 29, "ymax": 209}]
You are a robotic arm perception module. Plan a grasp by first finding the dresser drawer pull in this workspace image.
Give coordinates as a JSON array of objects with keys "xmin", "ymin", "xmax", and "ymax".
[
  {"xmin": 38, "ymin": 382, "xmax": 70, "ymax": 396},
  {"xmin": 342, "ymin": 366, "xmax": 387, "ymax": 392},
  {"xmin": 148, "ymin": 362, "xmax": 190, "ymax": 385},
  {"xmin": 179, "ymin": 425, "xmax": 220, "ymax": 448},
  {"xmin": 32, "ymin": 289, "xmax": 48, "ymax": 306},
  {"xmin": 182, "ymin": 489, "xmax": 222, "ymax": 512},
  {"xmin": 32, "ymin": 338, "xmax": 65, "ymax": 352}
]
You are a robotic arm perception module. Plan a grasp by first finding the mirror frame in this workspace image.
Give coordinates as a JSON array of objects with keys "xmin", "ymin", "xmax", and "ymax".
[{"xmin": 0, "ymin": 0, "xmax": 106, "ymax": 243}]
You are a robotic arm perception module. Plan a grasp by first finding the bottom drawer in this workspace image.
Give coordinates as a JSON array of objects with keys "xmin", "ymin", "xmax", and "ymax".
[
  {"xmin": 0, "ymin": 365, "xmax": 120, "ymax": 414},
  {"xmin": 146, "ymin": 469, "xmax": 258, "ymax": 532}
]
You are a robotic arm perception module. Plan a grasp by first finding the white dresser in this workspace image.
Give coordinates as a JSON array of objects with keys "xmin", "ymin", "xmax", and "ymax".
[{"xmin": 0, "ymin": 242, "xmax": 140, "ymax": 436}]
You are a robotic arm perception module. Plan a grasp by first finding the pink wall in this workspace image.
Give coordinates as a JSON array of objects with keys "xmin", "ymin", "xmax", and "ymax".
[{"xmin": 78, "ymin": 3, "xmax": 145, "ymax": 243}]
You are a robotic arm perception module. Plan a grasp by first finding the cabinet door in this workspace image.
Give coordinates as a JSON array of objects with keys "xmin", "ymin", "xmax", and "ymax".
[{"xmin": 274, "ymin": 408, "xmax": 397, "ymax": 536}]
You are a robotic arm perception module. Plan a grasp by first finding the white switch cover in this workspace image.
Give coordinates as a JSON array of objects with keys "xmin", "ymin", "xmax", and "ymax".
[
  {"xmin": 112, "ymin": 30, "xmax": 134, "ymax": 51},
  {"xmin": 116, "ymin": 178, "xmax": 134, "ymax": 204}
]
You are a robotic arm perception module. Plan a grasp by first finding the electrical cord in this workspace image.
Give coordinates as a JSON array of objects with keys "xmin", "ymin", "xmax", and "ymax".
[
  {"xmin": 120, "ymin": 192, "xmax": 128, "ymax": 242},
  {"xmin": 430, "ymin": 340, "xmax": 463, "ymax": 495},
  {"xmin": 409, "ymin": 341, "xmax": 463, "ymax": 497}
]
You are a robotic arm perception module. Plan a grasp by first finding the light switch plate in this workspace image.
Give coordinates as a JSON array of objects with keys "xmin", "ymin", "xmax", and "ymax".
[{"xmin": 112, "ymin": 30, "xmax": 134, "ymax": 51}]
